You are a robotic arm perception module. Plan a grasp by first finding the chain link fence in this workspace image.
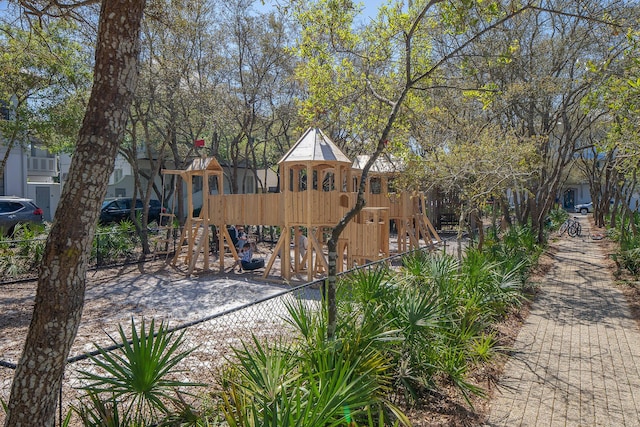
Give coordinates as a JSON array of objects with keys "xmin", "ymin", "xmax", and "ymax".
[
  {"xmin": 0, "ymin": 278, "xmax": 322, "ymax": 426},
  {"xmin": 0, "ymin": 227, "xmax": 179, "ymax": 283},
  {"xmin": 0, "ymin": 237, "xmax": 465, "ymax": 426}
]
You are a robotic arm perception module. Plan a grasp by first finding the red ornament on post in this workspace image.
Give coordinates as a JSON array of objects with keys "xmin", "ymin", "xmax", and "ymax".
[{"xmin": 194, "ymin": 139, "xmax": 205, "ymax": 147}]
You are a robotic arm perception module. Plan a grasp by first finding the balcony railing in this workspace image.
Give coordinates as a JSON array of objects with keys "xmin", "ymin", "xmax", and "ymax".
[{"xmin": 27, "ymin": 156, "xmax": 58, "ymax": 177}]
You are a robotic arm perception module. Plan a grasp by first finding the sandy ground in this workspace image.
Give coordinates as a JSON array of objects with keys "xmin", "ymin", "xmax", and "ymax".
[
  {"xmin": 0, "ymin": 248, "xmax": 309, "ymax": 364},
  {"xmin": 0, "ymin": 234, "xmax": 461, "ymax": 363}
]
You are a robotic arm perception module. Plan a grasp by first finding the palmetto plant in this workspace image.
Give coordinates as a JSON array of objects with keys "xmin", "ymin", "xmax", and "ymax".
[
  {"xmin": 547, "ymin": 207, "xmax": 569, "ymax": 230},
  {"xmin": 73, "ymin": 392, "xmax": 133, "ymax": 427},
  {"xmin": 615, "ymin": 228, "xmax": 640, "ymax": 275},
  {"xmin": 220, "ymin": 296, "xmax": 409, "ymax": 427},
  {"xmin": 91, "ymin": 221, "xmax": 138, "ymax": 265},
  {"xmin": 220, "ymin": 335, "xmax": 400, "ymax": 427},
  {"xmin": 77, "ymin": 318, "xmax": 202, "ymax": 425},
  {"xmin": 219, "ymin": 243, "xmax": 533, "ymax": 425},
  {"xmin": 490, "ymin": 225, "xmax": 541, "ymax": 277},
  {"xmin": 0, "ymin": 223, "xmax": 48, "ymax": 277},
  {"xmin": 13, "ymin": 222, "xmax": 47, "ymax": 266}
]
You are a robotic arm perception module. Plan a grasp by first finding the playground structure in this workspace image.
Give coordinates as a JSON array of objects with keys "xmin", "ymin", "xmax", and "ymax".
[{"xmin": 162, "ymin": 128, "xmax": 440, "ymax": 280}]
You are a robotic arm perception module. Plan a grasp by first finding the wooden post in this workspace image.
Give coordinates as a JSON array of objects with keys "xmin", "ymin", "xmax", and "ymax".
[
  {"xmin": 306, "ymin": 162, "xmax": 313, "ymax": 282},
  {"xmin": 202, "ymin": 169, "xmax": 210, "ymax": 271}
]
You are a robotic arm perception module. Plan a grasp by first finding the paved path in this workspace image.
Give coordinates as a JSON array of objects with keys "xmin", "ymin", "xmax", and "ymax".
[{"xmin": 486, "ymin": 217, "xmax": 640, "ymax": 426}]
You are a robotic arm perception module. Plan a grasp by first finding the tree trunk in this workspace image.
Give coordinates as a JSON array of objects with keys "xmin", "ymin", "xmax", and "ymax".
[
  {"xmin": 473, "ymin": 209, "xmax": 484, "ymax": 251},
  {"xmin": 456, "ymin": 208, "xmax": 465, "ymax": 261},
  {"xmin": 5, "ymin": 1, "xmax": 145, "ymax": 425},
  {"xmin": 0, "ymin": 132, "xmax": 17, "ymax": 180}
]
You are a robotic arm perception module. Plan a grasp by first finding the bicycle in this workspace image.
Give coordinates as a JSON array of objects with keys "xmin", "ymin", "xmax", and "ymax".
[{"xmin": 558, "ymin": 216, "xmax": 582, "ymax": 237}]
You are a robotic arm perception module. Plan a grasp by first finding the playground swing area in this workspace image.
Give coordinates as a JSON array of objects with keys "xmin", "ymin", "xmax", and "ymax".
[{"xmin": 161, "ymin": 127, "xmax": 441, "ymax": 281}]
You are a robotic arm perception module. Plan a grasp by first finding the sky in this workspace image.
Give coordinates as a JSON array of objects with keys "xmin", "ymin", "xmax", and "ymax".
[
  {"xmin": 360, "ymin": 0, "xmax": 386, "ymax": 20},
  {"xmin": 0, "ymin": 1, "xmax": 386, "ymax": 21}
]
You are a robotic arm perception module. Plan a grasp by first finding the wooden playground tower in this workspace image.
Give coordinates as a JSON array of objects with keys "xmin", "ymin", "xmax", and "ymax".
[{"xmin": 163, "ymin": 128, "xmax": 440, "ymax": 280}]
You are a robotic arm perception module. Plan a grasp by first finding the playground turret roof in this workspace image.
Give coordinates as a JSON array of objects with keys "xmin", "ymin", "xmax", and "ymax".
[
  {"xmin": 162, "ymin": 156, "xmax": 223, "ymax": 177},
  {"xmin": 185, "ymin": 157, "xmax": 223, "ymax": 172},
  {"xmin": 278, "ymin": 127, "xmax": 351, "ymax": 165},
  {"xmin": 352, "ymin": 154, "xmax": 402, "ymax": 174}
]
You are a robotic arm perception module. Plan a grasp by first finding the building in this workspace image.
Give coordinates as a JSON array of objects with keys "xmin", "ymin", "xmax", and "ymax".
[{"xmin": 0, "ymin": 143, "xmax": 70, "ymax": 222}]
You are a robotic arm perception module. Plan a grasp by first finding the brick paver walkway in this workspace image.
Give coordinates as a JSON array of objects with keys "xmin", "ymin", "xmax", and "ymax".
[{"xmin": 486, "ymin": 216, "xmax": 640, "ymax": 426}]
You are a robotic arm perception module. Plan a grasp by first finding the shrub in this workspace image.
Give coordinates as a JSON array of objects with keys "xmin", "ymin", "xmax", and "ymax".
[
  {"xmin": 547, "ymin": 208, "xmax": 569, "ymax": 230},
  {"xmin": 197, "ymin": 240, "xmax": 535, "ymax": 424},
  {"xmin": 219, "ymin": 297, "xmax": 408, "ymax": 427},
  {"xmin": 0, "ymin": 223, "xmax": 48, "ymax": 278},
  {"xmin": 76, "ymin": 318, "xmax": 202, "ymax": 425},
  {"xmin": 91, "ymin": 221, "xmax": 138, "ymax": 265},
  {"xmin": 616, "ymin": 233, "xmax": 640, "ymax": 276}
]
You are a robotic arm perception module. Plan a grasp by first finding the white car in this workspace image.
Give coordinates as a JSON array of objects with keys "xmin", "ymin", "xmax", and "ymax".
[{"xmin": 574, "ymin": 202, "xmax": 593, "ymax": 215}]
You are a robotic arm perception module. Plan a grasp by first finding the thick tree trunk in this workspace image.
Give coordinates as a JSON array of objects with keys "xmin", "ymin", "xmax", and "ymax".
[{"xmin": 5, "ymin": 1, "xmax": 145, "ymax": 425}]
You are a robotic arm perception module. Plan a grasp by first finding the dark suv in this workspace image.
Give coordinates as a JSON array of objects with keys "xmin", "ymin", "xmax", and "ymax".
[
  {"xmin": 0, "ymin": 196, "xmax": 44, "ymax": 236},
  {"xmin": 99, "ymin": 198, "xmax": 165, "ymax": 225}
]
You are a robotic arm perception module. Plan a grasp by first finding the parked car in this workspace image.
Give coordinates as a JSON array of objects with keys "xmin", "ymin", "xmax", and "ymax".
[
  {"xmin": 99, "ymin": 198, "xmax": 165, "ymax": 225},
  {"xmin": 0, "ymin": 196, "xmax": 44, "ymax": 236},
  {"xmin": 574, "ymin": 202, "xmax": 593, "ymax": 215}
]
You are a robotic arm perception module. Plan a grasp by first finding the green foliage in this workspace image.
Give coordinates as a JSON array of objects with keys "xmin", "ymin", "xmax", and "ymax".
[
  {"xmin": 218, "ymin": 288, "xmax": 408, "ymax": 427},
  {"xmin": 600, "ymin": 212, "xmax": 640, "ymax": 276},
  {"xmin": 547, "ymin": 208, "xmax": 569, "ymax": 230},
  {"xmin": 220, "ymin": 332, "xmax": 400, "ymax": 427},
  {"xmin": 0, "ymin": 223, "xmax": 49, "ymax": 278},
  {"xmin": 92, "ymin": 221, "xmax": 139, "ymax": 265},
  {"xmin": 77, "ymin": 318, "xmax": 203, "ymax": 425},
  {"xmin": 0, "ymin": 20, "xmax": 91, "ymax": 153},
  {"xmin": 470, "ymin": 332, "xmax": 499, "ymax": 363},
  {"xmin": 616, "ymin": 232, "xmax": 640, "ymax": 276},
  {"xmin": 392, "ymin": 246, "xmax": 526, "ymax": 406},
  {"xmin": 73, "ymin": 392, "xmax": 133, "ymax": 427},
  {"xmin": 220, "ymin": 247, "xmax": 528, "ymax": 419},
  {"xmin": 0, "ymin": 221, "xmax": 144, "ymax": 277},
  {"xmin": 82, "ymin": 234, "xmax": 536, "ymax": 425},
  {"xmin": 486, "ymin": 225, "xmax": 541, "ymax": 281}
]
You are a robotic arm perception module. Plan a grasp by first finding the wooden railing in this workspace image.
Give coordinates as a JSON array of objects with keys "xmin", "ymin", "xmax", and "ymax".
[
  {"xmin": 204, "ymin": 190, "xmax": 421, "ymax": 227},
  {"xmin": 207, "ymin": 193, "xmax": 282, "ymax": 226}
]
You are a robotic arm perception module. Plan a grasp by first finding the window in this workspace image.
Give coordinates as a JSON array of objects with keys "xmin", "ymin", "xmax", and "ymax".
[
  {"xmin": 193, "ymin": 176, "xmax": 203, "ymax": 193},
  {"xmin": 0, "ymin": 201, "xmax": 25, "ymax": 213},
  {"xmin": 322, "ymin": 172, "xmax": 335, "ymax": 191},
  {"xmin": 209, "ymin": 176, "xmax": 219, "ymax": 194},
  {"xmin": 370, "ymin": 177, "xmax": 382, "ymax": 194},
  {"xmin": 298, "ymin": 170, "xmax": 307, "ymax": 191},
  {"xmin": 388, "ymin": 178, "xmax": 396, "ymax": 193},
  {"xmin": 115, "ymin": 200, "xmax": 129, "ymax": 209}
]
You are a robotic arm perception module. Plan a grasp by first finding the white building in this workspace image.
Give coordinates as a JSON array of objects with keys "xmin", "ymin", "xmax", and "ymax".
[{"xmin": 0, "ymin": 143, "xmax": 69, "ymax": 222}]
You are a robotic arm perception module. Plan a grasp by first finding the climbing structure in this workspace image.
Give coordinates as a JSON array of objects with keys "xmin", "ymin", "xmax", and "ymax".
[
  {"xmin": 162, "ymin": 157, "xmax": 226, "ymax": 274},
  {"xmin": 163, "ymin": 128, "xmax": 440, "ymax": 279},
  {"xmin": 351, "ymin": 154, "xmax": 441, "ymax": 253}
]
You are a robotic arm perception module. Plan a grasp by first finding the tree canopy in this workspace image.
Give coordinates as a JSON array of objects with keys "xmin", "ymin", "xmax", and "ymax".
[{"xmin": 0, "ymin": 19, "xmax": 91, "ymax": 176}]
